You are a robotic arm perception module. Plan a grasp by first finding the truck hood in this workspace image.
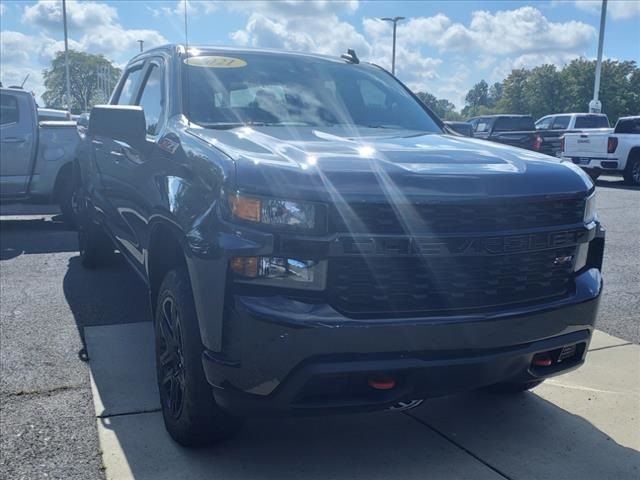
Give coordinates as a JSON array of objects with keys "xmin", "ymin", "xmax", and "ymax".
[{"xmin": 189, "ymin": 126, "xmax": 592, "ymax": 201}]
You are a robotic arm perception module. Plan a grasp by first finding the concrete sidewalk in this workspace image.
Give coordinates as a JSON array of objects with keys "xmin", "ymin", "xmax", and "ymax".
[{"xmin": 86, "ymin": 323, "xmax": 640, "ymax": 480}]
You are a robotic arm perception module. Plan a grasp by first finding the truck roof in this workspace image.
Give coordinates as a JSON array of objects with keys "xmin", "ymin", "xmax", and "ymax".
[{"xmin": 127, "ymin": 43, "xmax": 351, "ymax": 66}]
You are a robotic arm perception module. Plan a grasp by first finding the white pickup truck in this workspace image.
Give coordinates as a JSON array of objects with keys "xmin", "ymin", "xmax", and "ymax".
[
  {"xmin": 561, "ymin": 116, "xmax": 640, "ymax": 186},
  {"xmin": 0, "ymin": 87, "xmax": 79, "ymax": 222}
]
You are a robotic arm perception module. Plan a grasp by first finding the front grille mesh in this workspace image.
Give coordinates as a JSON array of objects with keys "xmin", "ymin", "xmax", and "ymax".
[
  {"xmin": 329, "ymin": 198, "xmax": 585, "ymax": 234},
  {"xmin": 328, "ymin": 248, "xmax": 575, "ymax": 317}
]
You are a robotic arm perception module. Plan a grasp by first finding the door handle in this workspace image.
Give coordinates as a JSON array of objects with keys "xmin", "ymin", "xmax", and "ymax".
[
  {"xmin": 92, "ymin": 140, "xmax": 104, "ymax": 148},
  {"xmin": 110, "ymin": 150, "xmax": 125, "ymax": 163},
  {"xmin": 2, "ymin": 137, "xmax": 26, "ymax": 144}
]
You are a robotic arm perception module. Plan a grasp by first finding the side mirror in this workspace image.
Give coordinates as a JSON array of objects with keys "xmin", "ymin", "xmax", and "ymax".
[{"xmin": 89, "ymin": 105, "xmax": 146, "ymax": 152}]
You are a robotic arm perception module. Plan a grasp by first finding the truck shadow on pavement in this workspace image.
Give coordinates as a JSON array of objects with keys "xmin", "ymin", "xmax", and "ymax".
[
  {"xmin": 94, "ymin": 386, "xmax": 640, "ymax": 480},
  {"xmin": 0, "ymin": 218, "xmax": 76, "ymax": 260},
  {"xmin": 62, "ymin": 255, "xmax": 151, "ymax": 361}
]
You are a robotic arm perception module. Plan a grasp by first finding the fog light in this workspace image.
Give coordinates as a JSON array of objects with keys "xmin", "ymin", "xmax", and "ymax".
[{"xmin": 230, "ymin": 256, "xmax": 326, "ymax": 290}]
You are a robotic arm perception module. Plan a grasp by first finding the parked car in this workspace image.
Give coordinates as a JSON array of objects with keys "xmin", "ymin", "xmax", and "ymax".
[
  {"xmin": 561, "ymin": 115, "xmax": 640, "ymax": 185},
  {"xmin": 535, "ymin": 113, "xmax": 611, "ymax": 157},
  {"xmin": 78, "ymin": 45, "xmax": 605, "ymax": 447},
  {"xmin": 1, "ymin": 87, "xmax": 79, "ymax": 222},
  {"xmin": 467, "ymin": 115, "xmax": 543, "ymax": 152},
  {"xmin": 37, "ymin": 107, "xmax": 72, "ymax": 122},
  {"xmin": 444, "ymin": 121, "xmax": 473, "ymax": 137}
]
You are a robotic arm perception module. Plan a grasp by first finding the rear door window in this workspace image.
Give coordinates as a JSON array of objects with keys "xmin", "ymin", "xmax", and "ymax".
[
  {"xmin": 0, "ymin": 94, "xmax": 19, "ymax": 125},
  {"xmin": 535, "ymin": 116, "xmax": 553, "ymax": 130},
  {"xmin": 574, "ymin": 115, "xmax": 609, "ymax": 129},
  {"xmin": 614, "ymin": 118, "xmax": 640, "ymax": 134},
  {"xmin": 551, "ymin": 115, "xmax": 571, "ymax": 130},
  {"xmin": 493, "ymin": 117, "xmax": 535, "ymax": 132}
]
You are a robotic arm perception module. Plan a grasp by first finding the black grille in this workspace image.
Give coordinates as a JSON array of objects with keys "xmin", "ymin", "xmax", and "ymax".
[
  {"xmin": 329, "ymin": 198, "xmax": 585, "ymax": 234},
  {"xmin": 328, "ymin": 248, "xmax": 575, "ymax": 317}
]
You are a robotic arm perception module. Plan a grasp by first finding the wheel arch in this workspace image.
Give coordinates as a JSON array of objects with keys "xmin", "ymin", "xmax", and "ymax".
[
  {"xmin": 627, "ymin": 146, "xmax": 640, "ymax": 163},
  {"xmin": 52, "ymin": 160, "xmax": 75, "ymax": 202},
  {"xmin": 147, "ymin": 221, "xmax": 189, "ymax": 316}
]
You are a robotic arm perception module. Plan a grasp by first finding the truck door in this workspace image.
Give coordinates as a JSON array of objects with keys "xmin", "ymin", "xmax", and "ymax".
[
  {"xmin": 107, "ymin": 59, "xmax": 165, "ymax": 275},
  {"xmin": 0, "ymin": 91, "xmax": 38, "ymax": 197},
  {"xmin": 92, "ymin": 63, "xmax": 144, "ymax": 245}
]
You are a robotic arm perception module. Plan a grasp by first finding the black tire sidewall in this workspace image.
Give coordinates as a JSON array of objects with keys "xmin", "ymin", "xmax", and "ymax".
[
  {"xmin": 624, "ymin": 157, "xmax": 640, "ymax": 186},
  {"xmin": 154, "ymin": 267, "xmax": 241, "ymax": 446}
]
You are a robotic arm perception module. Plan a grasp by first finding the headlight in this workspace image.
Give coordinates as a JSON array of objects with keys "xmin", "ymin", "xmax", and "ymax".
[
  {"xmin": 584, "ymin": 192, "xmax": 596, "ymax": 223},
  {"xmin": 228, "ymin": 192, "xmax": 321, "ymax": 232},
  {"xmin": 230, "ymin": 256, "xmax": 326, "ymax": 290}
]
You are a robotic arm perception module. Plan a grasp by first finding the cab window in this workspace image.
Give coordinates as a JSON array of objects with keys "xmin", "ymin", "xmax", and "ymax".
[
  {"xmin": 137, "ymin": 63, "xmax": 164, "ymax": 135},
  {"xmin": 551, "ymin": 115, "xmax": 571, "ymax": 130},
  {"xmin": 535, "ymin": 116, "xmax": 553, "ymax": 130},
  {"xmin": 0, "ymin": 94, "xmax": 19, "ymax": 125},
  {"xmin": 115, "ymin": 66, "xmax": 143, "ymax": 105}
]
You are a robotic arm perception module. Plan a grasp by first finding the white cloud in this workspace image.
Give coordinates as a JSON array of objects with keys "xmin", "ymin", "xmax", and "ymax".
[
  {"xmin": 226, "ymin": 0, "xmax": 359, "ymax": 17},
  {"xmin": 22, "ymin": 0, "xmax": 117, "ymax": 33},
  {"xmin": 231, "ymin": 12, "xmax": 370, "ymax": 57},
  {"xmin": 148, "ymin": 0, "xmax": 219, "ymax": 18},
  {"xmin": 20, "ymin": 0, "xmax": 167, "ymax": 57},
  {"xmin": 575, "ymin": 1, "xmax": 640, "ymax": 20},
  {"xmin": 3, "ymin": 1, "xmax": 166, "ymax": 104},
  {"xmin": 440, "ymin": 7, "xmax": 595, "ymax": 54}
]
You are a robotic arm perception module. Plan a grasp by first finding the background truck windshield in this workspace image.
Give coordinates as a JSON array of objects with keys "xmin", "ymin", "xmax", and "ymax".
[{"xmin": 184, "ymin": 53, "xmax": 441, "ymax": 132}]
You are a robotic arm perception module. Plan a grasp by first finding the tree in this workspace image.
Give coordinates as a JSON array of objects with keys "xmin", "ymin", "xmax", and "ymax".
[
  {"xmin": 488, "ymin": 82, "xmax": 503, "ymax": 108},
  {"xmin": 415, "ymin": 91, "xmax": 461, "ymax": 120},
  {"xmin": 497, "ymin": 69, "xmax": 530, "ymax": 114},
  {"xmin": 465, "ymin": 80, "xmax": 489, "ymax": 108},
  {"xmin": 524, "ymin": 64, "xmax": 563, "ymax": 119},
  {"xmin": 42, "ymin": 50, "xmax": 121, "ymax": 113}
]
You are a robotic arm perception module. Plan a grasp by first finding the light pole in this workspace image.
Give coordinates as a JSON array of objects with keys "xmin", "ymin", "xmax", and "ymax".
[
  {"xmin": 381, "ymin": 16, "xmax": 405, "ymax": 76},
  {"xmin": 137, "ymin": 40, "xmax": 144, "ymax": 52},
  {"xmin": 62, "ymin": 0, "xmax": 71, "ymax": 111},
  {"xmin": 590, "ymin": 0, "xmax": 607, "ymax": 113}
]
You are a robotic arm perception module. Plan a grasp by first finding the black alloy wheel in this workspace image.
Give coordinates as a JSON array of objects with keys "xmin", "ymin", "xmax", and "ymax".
[{"xmin": 157, "ymin": 296, "xmax": 186, "ymax": 419}]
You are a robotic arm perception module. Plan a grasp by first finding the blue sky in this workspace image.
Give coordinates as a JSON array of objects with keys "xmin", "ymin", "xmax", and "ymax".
[{"xmin": 1, "ymin": 0, "xmax": 639, "ymax": 108}]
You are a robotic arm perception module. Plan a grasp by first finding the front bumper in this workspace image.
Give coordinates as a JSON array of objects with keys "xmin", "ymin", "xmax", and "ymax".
[{"xmin": 204, "ymin": 267, "xmax": 602, "ymax": 416}]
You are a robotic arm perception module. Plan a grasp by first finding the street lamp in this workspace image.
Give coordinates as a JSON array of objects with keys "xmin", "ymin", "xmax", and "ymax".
[
  {"xmin": 590, "ymin": 0, "xmax": 607, "ymax": 113},
  {"xmin": 380, "ymin": 16, "xmax": 405, "ymax": 76}
]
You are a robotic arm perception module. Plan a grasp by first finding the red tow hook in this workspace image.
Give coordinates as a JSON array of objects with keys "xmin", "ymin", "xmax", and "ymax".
[
  {"xmin": 368, "ymin": 375, "xmax": 396, "ymax": 390},
  {"xmin": 532, "ymin": 353, "xmax": 553, "ymax": 367}
]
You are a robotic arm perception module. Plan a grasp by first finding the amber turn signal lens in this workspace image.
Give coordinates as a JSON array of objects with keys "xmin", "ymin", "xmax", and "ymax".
[
  {"xmin": 228, "ymin": 194, "xmax": 261, "ymax": 222},
  {"xmin": 230, "ymin": 256, "xmax": 259, "ymax": 277}
]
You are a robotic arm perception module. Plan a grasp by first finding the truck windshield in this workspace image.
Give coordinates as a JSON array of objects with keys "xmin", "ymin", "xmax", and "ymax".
[{"xmin": 184, "ymin": 53, "xmax": 441, "ymax": 132}]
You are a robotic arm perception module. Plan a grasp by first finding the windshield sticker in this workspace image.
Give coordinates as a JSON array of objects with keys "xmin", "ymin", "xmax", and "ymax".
[{"xmin": 184, "ymin": 56, "xmax": 247, "ymax": 68}]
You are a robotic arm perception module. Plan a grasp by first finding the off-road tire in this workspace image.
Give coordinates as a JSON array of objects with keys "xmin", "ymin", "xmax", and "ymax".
[
  {"xmin": 586, "ymin": 169, "xmax": 601, "ymax": 181},
  {"xmin": 58, "ymin": 174, "xmax": 79, "ymax": 227},
  {"xmin": 154, "ymin": 267, "xmax": 242, "ymax": 447},
  {"xmin": 623, "ymin": 155, "xmax": 640, "ymax": 186}
]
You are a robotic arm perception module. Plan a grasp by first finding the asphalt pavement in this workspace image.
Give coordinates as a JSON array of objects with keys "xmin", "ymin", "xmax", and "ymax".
[{"xmin": 0, "ymin": 176, "xmax": 638, "ymax": 479}]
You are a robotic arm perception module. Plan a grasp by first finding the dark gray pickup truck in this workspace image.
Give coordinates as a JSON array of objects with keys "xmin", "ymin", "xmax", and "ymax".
[
  {"xmin": 78, "ymin": 45, "xmax": 605, "ymax": 447},
  {"xmin": 468, "ymin": 115, "xmax": 543, "ymax": 152}
]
